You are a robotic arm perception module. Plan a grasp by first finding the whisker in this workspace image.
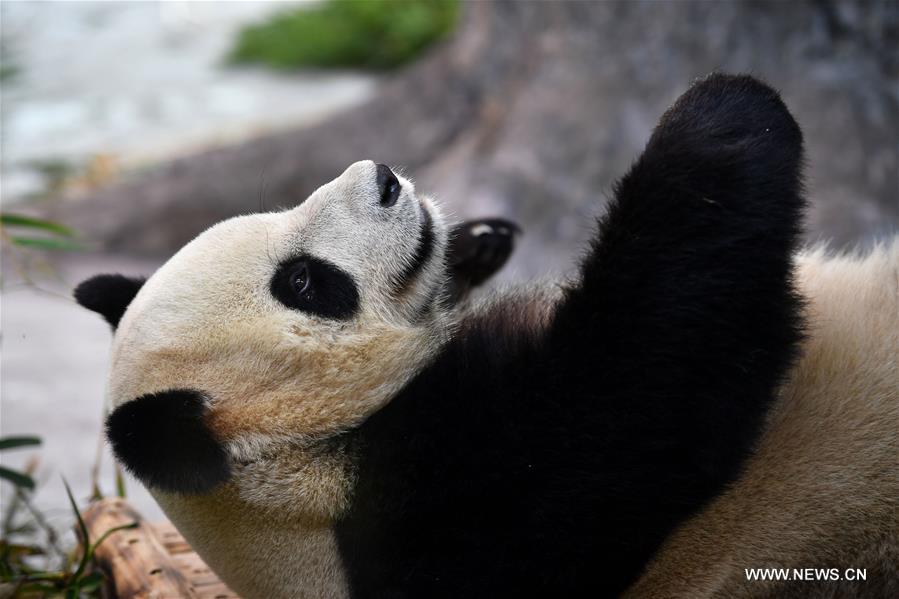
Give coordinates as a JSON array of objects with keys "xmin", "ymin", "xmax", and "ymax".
[
  {"xmin": 258, "ymin": 166, "xmax": 270, "ymax": 213},
  {"xmin": 264, "ymin": 223, "xmax": 277, "ymax": 269}
]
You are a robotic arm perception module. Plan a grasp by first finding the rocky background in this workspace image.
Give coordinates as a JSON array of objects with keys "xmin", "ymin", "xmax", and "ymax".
[{"xmin": 48, "ymin": 0, "xmax": 899, "ymax": 279}]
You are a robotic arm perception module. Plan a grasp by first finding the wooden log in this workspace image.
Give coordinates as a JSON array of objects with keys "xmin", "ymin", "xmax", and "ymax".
[
  {"xmin": 150, "ymin": 522, "xmax": 192, "ymax": 556},
  {"xmin": 82, "ymin": 498, "xmax": 195, "ymax": 598},
  {"xmin": 193, "ymin": 583, "xmax": 240, "ymax": 599},
  {"xmin": 81, "ymin": 498, "xmax": 240, "ymax": 598},
  {"xmin": 149, "ymin": 523, "xmax": 239, "ymax": 598}
]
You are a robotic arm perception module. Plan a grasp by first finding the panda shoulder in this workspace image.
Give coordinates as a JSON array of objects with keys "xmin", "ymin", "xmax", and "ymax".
[
  {"xmin": 796, "ymin": 239, "xmax": 899, "ymax": 325},
  {"xmin": 792, "ymin": 238, "xmax": 899, "ymax": 406}
]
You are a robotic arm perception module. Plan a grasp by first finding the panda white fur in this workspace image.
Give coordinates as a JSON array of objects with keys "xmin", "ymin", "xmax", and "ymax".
[{"xmin": 73, "ymin": 74, "xmax": 879, "ymax": 598}]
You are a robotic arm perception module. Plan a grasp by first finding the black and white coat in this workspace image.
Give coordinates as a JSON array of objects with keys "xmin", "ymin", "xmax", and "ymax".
[
  {"xmin": 77, "ymin": 74, "xmax": 808, "ymax": 598},
  {"xmin": 334, "ymin": 74, "xmax": 806, "ymax": 598}
]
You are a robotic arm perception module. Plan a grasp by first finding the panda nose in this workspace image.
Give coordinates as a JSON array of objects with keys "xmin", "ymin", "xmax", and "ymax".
[{"xmin": 376, "ymin": 164, "xmax": 400, "ymax": 208}]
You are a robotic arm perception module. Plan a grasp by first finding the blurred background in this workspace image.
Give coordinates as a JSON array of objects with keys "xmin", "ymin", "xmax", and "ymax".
[{"xmin": 1, "ymin": 0, "xmax": 896, "ymax": 592}]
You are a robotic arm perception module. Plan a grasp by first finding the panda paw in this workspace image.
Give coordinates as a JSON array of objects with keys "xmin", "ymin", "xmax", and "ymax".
[
  {"xmin": 610, "ymin": 72, "xmax": 805, "ymax": 237},
  {"xmin": 645, "ymin": 73, "xmax": 804, "ymax": 195},
  {"xmin": 446, "ymin": 218, "xmax": 520, "ymax": 305}
]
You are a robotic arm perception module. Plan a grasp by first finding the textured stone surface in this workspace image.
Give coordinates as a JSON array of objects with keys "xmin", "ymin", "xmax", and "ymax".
[
  {"xmin": 46, "ymin": 0, "xmax": 898, "ymax": 279},
  {"xmin": 0, "ymin": 1, "xmax": 372, "ymax": 201}
]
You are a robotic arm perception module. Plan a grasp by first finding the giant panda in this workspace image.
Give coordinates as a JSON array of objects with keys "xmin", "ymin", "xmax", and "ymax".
[{"xmin": 74, "ymin": 74, "xmax": 809, "ymax": 598}]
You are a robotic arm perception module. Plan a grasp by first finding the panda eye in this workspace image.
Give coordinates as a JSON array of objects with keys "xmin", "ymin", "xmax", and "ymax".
[
  {"xmin": 270, "ymin": 256, "xmax": 360, "ymax": 320},
  {"xmin": 292, "ymin": 264, "xmax": 311, "ymax": 297}
]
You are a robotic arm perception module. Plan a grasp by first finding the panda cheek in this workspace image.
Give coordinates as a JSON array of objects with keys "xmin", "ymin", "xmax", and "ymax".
[{"xmin": 105, "ymin": 389, "xmax": 231, "ymax": 495}]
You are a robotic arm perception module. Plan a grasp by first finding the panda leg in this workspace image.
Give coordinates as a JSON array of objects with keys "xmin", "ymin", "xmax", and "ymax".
[
  {"xmin": 445, "ymin": 218, "xmax": 520, "ymax": 306},
  {"xmin": 550, "ymin": 72, "xmax": 806, "ymax": 517},
  {"xmin": 532, "ymin": 73, "xmax": 807, "ymax": 588}
]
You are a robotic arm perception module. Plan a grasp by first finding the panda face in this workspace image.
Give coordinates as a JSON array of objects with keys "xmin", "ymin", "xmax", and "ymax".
[{"xmin": 104, "ymin": 161, "xmax": 452, "ymax": 502}]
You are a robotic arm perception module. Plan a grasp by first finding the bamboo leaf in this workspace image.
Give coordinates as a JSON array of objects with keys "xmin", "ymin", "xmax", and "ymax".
[
  {"xmin": 18, "ymin": 581, "xmax": 62, "ymax": 593},
  {"xmin": 63, "ymin": 479, "xmax": 91, "ymax": 582},
  {"xmin": 77, "ymin": 570, "xmax": 104, "ymax": 591},
  {"xmin": 0, "ymin": 214, "xmax": 75, "ymax": 237},
  {"xmin": 0, "ymin": 543, "xmax": 44, "ymax": 558},
  {"xmin": 18, "ymin": 571, "xmax": 67, "ymax": 582},
  {"xmin": 85, "ymin": 522, "xmax": 137, "ymax": 564},
  {"xmin": 0, "ymin": 436, "xmax": 42, "ymax": 451},
  {"xmin": 10, "ymin": 236, "xmax": 86, "ymax": 251},
  {"xmin": 114, "ymin": 464, "xmax": 126, "ymax": 498},
  {"xmin": 0, "ymin": 467, "xmax": 35, "ymax": 490}
]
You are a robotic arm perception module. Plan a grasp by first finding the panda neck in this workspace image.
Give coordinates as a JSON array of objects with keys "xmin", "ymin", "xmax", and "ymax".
[{"xmin": 153, "ymin": 486, "xmax": 350, "ymax": 599}]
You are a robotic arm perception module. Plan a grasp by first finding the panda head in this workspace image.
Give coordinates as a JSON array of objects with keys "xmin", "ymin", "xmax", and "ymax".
[{"xmin": 76, "ymin": 161, "xmax": 453, "ymax": 509}]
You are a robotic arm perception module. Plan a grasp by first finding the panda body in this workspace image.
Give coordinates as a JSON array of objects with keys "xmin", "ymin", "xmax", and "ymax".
[
  {"xmin": 77, "ymin": 74, "xmax": 820, "ymax": 598},
  {"xmin": 626, "ymin": 242, "xmax": 899, "ymax": 599}
]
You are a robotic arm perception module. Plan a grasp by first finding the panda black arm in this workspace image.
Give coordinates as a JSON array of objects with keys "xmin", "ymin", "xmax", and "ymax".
[
  {"xmin": 537, "ymin": 73, "xmax": 805, "ymax": 588},
  {"xmin": 337, "ymin": 74, "xmax": 806, "ymax": 597},
  {"xmin": 559, "ymin": 72, "xmax": 805, "ymax": 352},
  {"xmin": 551, "ymin": 73, "xmax": 805, "ymax": 475}
]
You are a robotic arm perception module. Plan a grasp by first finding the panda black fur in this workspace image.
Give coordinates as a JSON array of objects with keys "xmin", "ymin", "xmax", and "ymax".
[
  {"xmin": 77, "ymin": 74, "xmax": 808, "ymax": 598},
  {"xmin": 625, "ymin": 242, "xmax": 899, "ymax": 599},
  {"xmin": 333, "ymin": 74, "xmax": 806, "ymax": 598}
]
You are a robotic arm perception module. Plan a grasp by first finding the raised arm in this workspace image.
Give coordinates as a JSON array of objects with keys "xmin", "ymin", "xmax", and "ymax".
[
  {"xmin": 550, "ymin": 73, "xmax": 805, "ymax": 473},
  {"xmin": 530, "ymin": 73, "xmax": 806, "ymax": 590},
  {"xmin": 337, "ymin": 74, "xmax": 806, "ymax": 598}
]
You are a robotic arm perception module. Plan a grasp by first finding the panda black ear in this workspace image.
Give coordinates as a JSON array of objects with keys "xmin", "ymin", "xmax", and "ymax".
[
  {"xmin": 74, "ymin": 274, "xmax": 146, "ymax": 329},
  {"xmin": 446, "ymin": 218, "xmax": 521, "ymax": 305},
  {"xmin": 106, "ymin": 389, "xmax": 231, "ymax": 495}
]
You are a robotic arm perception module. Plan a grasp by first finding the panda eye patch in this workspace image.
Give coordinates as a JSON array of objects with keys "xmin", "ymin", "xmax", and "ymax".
[{"xmin": 271, "ymin": 256, "xmax": 359, "ymax": 320}]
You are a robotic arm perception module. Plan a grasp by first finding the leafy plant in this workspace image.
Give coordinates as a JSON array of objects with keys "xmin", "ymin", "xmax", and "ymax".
[
  {"xmin": 0, "ymin": 437, "xmax": 41, "ymax": 491},
  {"xmin": 0, "ymin": 439, "xmax": 137, "ymax": 598},
  {"xmin": 0, "ymin": 214, "xmax": 84, "ymax": 253},
  {"xmin": 229, "ymin": 0, "xmax": 459, "ymax": 71},
  {"xmin": 1, "ymin": 214, "xmax": 123, "ymax": 596}
]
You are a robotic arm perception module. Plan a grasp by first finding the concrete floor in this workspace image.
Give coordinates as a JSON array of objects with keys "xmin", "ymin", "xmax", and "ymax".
[{"xmin": 2, "ymin": 254, "xmax": 166, "ymax": 527}]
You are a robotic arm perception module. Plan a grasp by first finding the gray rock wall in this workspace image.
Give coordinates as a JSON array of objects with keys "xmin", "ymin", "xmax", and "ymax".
[{"xmin": 52, "ymin": 0, "xmax": 897, "ymax": 278}]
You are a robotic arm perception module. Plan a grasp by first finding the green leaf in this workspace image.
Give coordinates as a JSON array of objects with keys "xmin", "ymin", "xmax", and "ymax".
[
  {"xmin": 0, "ymin": 214, "xmax": 75, "ymax": 237},
  {"xmin": 9, "ymin": 236, "xmax": 86, "ymax": 251},
  {"xmin": 18, "ymin": 581, "xmax": 63, "ymax": 594},
  {"xmin": 18, "ymin": 571, "xmax": 67, "ymax": 582},
  {"xmin": 85, "ymin": 522, "xmax": 137, "ymax": 565},
  {"xmin": 76, "ymin": 570, "xmax": 105, "ymax": 590},
  {"xmin": 63, "ymin": 479, "xmax": 91, "ymax": 582},
  {"xmin": 0, "ymin": 436, "xmax": 42, "ymax": 451},
  {"xmin": 114, "ymin": 465, "xmax": 126, "ymax": 498},
  {"xmin": 0, "ymin": 466, "xmax": 35, "ymax": 490},
  {"xmin": 0, "ymin": 542, "xmax": 44, "ymax": 558}
]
